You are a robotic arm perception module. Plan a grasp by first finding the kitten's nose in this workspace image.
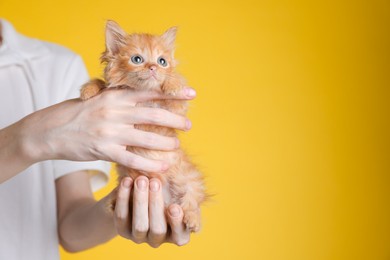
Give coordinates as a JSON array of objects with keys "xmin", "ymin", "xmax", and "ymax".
[{"xmin": 149, "ymin": 65, "xmax": 157, "ymax": 71}]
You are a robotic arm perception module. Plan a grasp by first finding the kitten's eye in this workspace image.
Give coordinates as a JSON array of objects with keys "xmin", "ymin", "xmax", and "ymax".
[
  {"xmin": 157, "ymin": 57, "xmax": 168, "ymax": 67},
  {"xmin": 130, "ymin": 55, "xmax": 144, "ymax": 64}
]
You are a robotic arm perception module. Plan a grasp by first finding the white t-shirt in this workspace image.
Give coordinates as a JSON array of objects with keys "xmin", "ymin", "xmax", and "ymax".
[{"xmin": 0, "ymin": 19, "xmax": 110, "ymax": 260}]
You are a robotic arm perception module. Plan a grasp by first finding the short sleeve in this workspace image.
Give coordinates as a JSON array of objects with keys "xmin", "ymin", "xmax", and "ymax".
[
  {"xmin": 53, "ymin": 160, "xmax": 111, "ymax": 192},
  {"xmin": 51, "ymin": 52, "xmax": 111, "ymax": 192},
  {"xmin": 60, "ymin": 54, "xmax": 90, "ymax": 100}
]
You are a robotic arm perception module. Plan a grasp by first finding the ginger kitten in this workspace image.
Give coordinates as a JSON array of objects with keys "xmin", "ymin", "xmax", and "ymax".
[{"xmin": 80, "ymin": 21, "xmax": 206, "ymax": 232}]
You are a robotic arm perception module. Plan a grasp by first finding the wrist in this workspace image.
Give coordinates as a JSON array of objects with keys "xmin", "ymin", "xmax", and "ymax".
[
  {"xmin": 17, "ymin": 113, "xmax": 52, "ymax": 164},
  {"xmin": 0, "ymin": 120, "xmax": 40, "ymax": 182}
]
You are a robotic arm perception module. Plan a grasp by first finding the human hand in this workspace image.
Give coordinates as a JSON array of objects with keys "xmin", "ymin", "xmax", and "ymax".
[
  {"xmin": 19, "ymin": 87, "xmax": 196, "ymax": 172},
  {"xmin": 113, "ymin": 176, "xmax": 190, "ymax": 247}
]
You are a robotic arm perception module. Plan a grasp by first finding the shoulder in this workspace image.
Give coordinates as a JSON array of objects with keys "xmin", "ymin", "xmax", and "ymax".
[
  {"xmin": 2, "ymin": 19, "xmax": 83, "ymax": 65},
  {"xmin": 18, "ymin": 37, "xmax": 88, "ymax": 100},
  {"xmin": 40, "ymin": 40, "xmax": 80, "ymax": 60},
  {"xmin": 37, "ymin": 40, "xmax": 84, "ymax": 69},
  {"xmin": 29, "ymin": 39, "xmax": 88, "ymax": 84},
  {"xmin": 33, "ymin": 40, "xmax": 89, "ymax": 101}
]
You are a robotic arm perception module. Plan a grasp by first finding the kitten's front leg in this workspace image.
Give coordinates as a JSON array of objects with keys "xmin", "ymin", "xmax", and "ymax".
[
  {"xmin": 161, "ymin": 73, "xmax": 186, "ymax": 96},
  {"xmin": 80, "ymin": 78, "xmax": 106, "ymax": 100},
  {"xmin": 161, "ymin": 75, "xmax": 188, "ymax": 115}
]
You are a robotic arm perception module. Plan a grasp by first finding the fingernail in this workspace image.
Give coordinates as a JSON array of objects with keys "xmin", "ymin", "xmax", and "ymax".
[
  {"xmin": 137, "ymin": 178, "xmax": 147, "ymax": 191},
  {"xmin": 150, "ymin": 180, "xmax": 160, "ymax": 192},
  {"xmin": 185, "ymin": 88, "xmax": 196, "ymax": 98},
  {"xmin": 186, "ymin": 119, "xmax": 192, "ymax": 130},
  {"xmin": 122, "ymin": 178, "xmax": 131, "ymax": 188},
  {"xmin": 169, "ymin": 205, "xmax": 181, "ymax": 217}
]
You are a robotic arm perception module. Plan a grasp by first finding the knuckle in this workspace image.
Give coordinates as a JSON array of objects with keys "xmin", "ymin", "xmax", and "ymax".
[
  {"xmin": 115, "ymin": 212, "xmax": 127, "ymax": 222},
  {"xmin": 143, "ymin": 134, "xmax": 158, "ymax": 148},
  {"xmin": 117, "ymin": 190, "xmax": 128, "ymax": 200},
  {"xmin": 94, "ymin": 127, "xmax": 111, "ymax": 139},
  {"xmin": 148, "ymin": 110, "xmax": 165, "ymax": 124},
  {"xmin": 128, "ymin": 157, "xmax": 142, "ymax": 169},
  {"xmin": 124, "ymin": 155, "xmax": 136, "ymax": 168},
  {"xmin": 96, "ymin": 106, "xmax": 111, "ymax": 119},
  {"xmin": 151, "ymin": 226, "xmax": 166, "ymax": 237},
  {"xmin": 134, "ymin": 224, "xmax": 148, "ymax": 235},
  {"xmin": 175, "ymin": 236, "xmax": 190, "ymax": 246},
  {"xmin": 149, "ymin": 242, "xmax": 161, "ymax": 248},
  {"xmin": 131, "ymin": 237, "xmax": 144, "ymax": 244}
]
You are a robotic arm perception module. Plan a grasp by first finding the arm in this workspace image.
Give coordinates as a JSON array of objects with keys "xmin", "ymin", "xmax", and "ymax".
[
  {"xmin": 57, "ymin": 171, "xmax": 190, "ymax": 252},
  {"xmin": 0, "ymin": 87, "xmax": 195, "ymax": 184},
  {"xmin": 56, "ymin": 171, "xmax": 116, "ymax": 251},
  {"xmin": 0, "ymin": 120, "xmax": 37, "ymax": 182}
]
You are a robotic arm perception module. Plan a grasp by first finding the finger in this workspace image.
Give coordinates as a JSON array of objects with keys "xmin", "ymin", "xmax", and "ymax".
[
  {"xmin": 114, "ymin": 177, "xmax": 133, "ymax": 238},
  {"xmin": 126, "ymin": 107, "xmax": 191, "ymax": 131},
  {"xmin": 132, "ymin": 176, "xmax": 149, "ymax": 243},
  {"xmin": 167, "ymin": 204, "xmax": 190, "ymax": 246},
  {"xmin": 130, "ymin": 87, "xmax": 197, "ymax": 102},
  {"xmin": 147, "ymin": 179, "xmax": 167, "ymax": 247},
  {"xmin": 119, "ymin": 128, "xmax": 179, "ymax": 151},
  {"xmin": 110, "ymin": 146, "xmax": 170, "ymax": 173}
]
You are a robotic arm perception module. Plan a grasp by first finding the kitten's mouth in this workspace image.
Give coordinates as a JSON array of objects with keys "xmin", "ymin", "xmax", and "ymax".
[
  {"xmin": 142, "ymin": 76, "xmax": 157, "ymax": 83},
  {"xmin": 150, "ymin": 71, "xmax": 159, "ymax": 80},
  {"xmin": 138, "ymin": 72, "xmax": 161, "ymax": 84},
  {"xmin": 146, "ymin": 72, "xmax": 160, "ymax": 81}
]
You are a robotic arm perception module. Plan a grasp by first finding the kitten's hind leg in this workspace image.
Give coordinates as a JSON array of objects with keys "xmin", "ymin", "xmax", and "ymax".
[
  {"xmin": 182, "ymin": 203, "xmax": 201, "ymax": 233},
  {"xmin": 80, "ymin": 78, "xmax": 106, "ymax": 100},
  {"xmin": 169, "ymin": 164, "xmax": 206, "ymax": 233}
]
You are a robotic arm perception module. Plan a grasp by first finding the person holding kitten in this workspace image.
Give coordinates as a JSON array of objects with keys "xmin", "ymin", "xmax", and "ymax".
[{"xmin": 0, "ymin": 19, "xmax": 195, "ymax": 260}]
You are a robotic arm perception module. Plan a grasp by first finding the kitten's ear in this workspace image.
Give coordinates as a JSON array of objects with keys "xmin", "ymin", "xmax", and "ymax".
[
  {"xmin": 161, "ymin": 26, "xmax": 178, "ymax": 50},
  {"xmin": 105, "ymin": 20, "xmax": 127, "ymax": 54}
]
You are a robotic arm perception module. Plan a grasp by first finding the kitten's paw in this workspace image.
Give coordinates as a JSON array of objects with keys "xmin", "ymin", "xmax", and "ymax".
[
  {"xmin": 164, "ymin": 89, "xmax": 181, "ymax": 97},
  {"xmin": 80, "ymin": 85, "xmax": 100, "ymax": 100},
  {"xmin": 183, "ymin": 210, "xmax": 201, "ymax": 233},
  {"xmin": 80, "ymin": 79, "xmax": 106, "ymax": 100}
]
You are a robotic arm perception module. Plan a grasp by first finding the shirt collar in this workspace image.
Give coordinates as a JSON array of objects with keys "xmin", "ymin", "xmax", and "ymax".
[{"xmin": 0, "ymin": 19, "xmax": 49, "ymax": 63}]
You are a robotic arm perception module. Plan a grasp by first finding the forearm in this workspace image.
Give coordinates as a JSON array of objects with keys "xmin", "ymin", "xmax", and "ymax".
[
  {"xmin": 58, "ymin": 194, "xmax": 117, "ymax": 252},
  {"xmin": 0, "ymin": 100, "xmax": 82, "ymax": 183},
  {"xmin": 1, "ymin": 88, "xmax": 194, "ymax": 185},
  {"xmin": 0, "ymin": 120, "xmax": 37, "ymax": 183}
]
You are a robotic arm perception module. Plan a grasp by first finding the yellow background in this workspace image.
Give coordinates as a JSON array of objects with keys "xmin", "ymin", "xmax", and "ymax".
[{"xmin": 1, "ymin": 0, "xmax": 389, "ymax": 259}]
